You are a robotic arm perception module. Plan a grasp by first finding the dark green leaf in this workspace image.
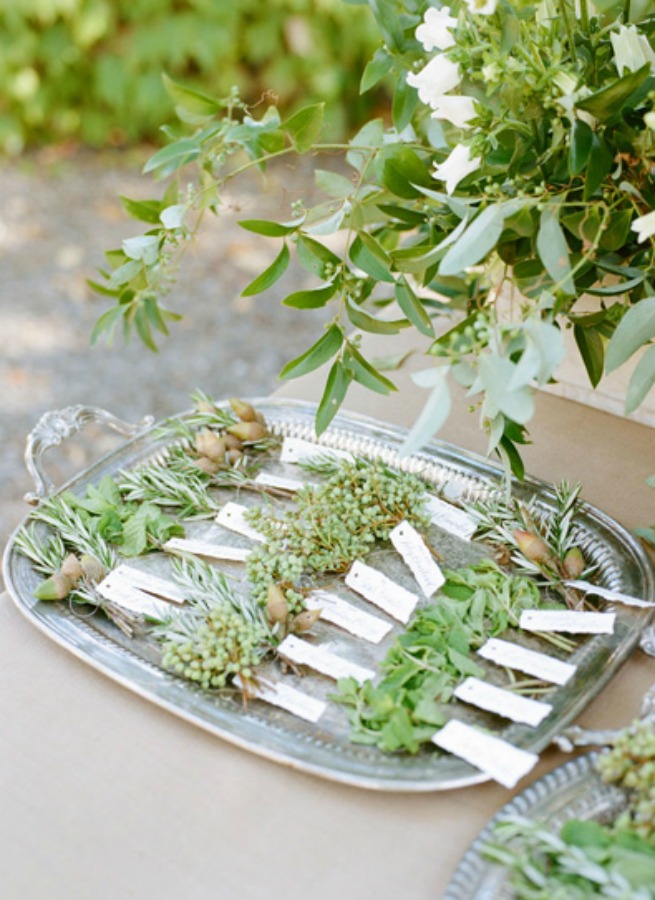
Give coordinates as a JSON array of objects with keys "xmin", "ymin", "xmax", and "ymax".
[
  {"xmin": 119, "ymin": 196, "xmax": 163, "ymax": 225},
  {"xmin": 576, "ymin": 65, "xmax": 650, "ymax": 122},
  {"xmin": 279, "ymin": 324, "xmax": 343, "ymax": 380},
  {"xmin": 569, "ymin": 120, "xmax": 593, "ymax": 176},
  {"xmin": 599, "ymin": 210, "xmax": 634, "ymax": 252},
  {"xmin": 239, "ymin": 219, "xmax": 301, "ymax": 237},
  {"xmin": 392, "ymin": 76, "xmax": 419, "ymax": 132},
  {"xmin": 394, "ymin": 279, "xmax": 435, "ymax": 337},
  {"xmin": 241, "ymin": 243, "xmax": 290, "ymax": 297},
  {"xmin": 144, "ymin": 297, "xmax": 170, "ymax": 336},
  {"xmin": 361, "ymin": 47, "xmax": 393, "ymax": 93},
  {"xmin": 349, "ymin": 232, "xmax": 394, "ymax": 282},
  {"xmin": 343, "ymin": 344, "xmax": 397, "ymax": 395},
  {"xmin": 283, "ymin": 283, "xmax": 337, "ymax": 309},
  {"xmin": 283, "ymin": 103, "xmax": 324, "ymax": 153},
  {"xmin": 574, "ymin": 324, "xmax": 604, "ymax": 387},
  {"xmin": 584, "ymin": 134, "xmax": 614, "ymax": 200},
  {"xmin": 296, "ymin": 235, "xmax": 342, "ymax": 278},
  {"xmin": 382, "ymin": 147, "xmax": 432, "ymax": 199},
  {"xmin": 345, "ymin": 297, "xmax": 407, "ymax": 334},
  {"xmin": 162, "ymin": 74, "xmax": 219, "ymax": 118},
  {"xmin": 316, "ymin": 360, "xmax": 352, "ymax": 434}
]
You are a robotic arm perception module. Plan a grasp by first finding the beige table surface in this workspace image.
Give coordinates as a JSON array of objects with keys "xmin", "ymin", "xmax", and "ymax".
[{"xmin": 2, "ymin": 336, "xmax": 655, "ymax": 900}]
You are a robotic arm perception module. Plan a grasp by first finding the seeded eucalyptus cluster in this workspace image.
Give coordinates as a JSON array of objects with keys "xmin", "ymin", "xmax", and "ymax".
[
  {"xmin": 156, "ymin": 558, "xmax": 272, "ymax": 696},
  {"xmin": 245, "ymin": 457, "xmax": 430, "ymax": 616},
  {"xmin": 596, "ymin": 719, "xmax": 655, "ymax": 841}
]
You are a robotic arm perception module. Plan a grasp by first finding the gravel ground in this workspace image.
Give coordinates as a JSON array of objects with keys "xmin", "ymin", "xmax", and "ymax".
[{"xmin": 0, "ymin": 148, "xmax": 330, "ymax": 550}]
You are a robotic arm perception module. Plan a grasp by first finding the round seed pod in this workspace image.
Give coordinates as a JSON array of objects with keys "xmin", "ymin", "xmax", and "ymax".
[
  {"xmin": 290, "ymin": 608, "xmax": 321, "ymax": 633},
  {"xmin": 266, "ymin": 584, "xmax": 289, "ymax": 625},
  {"xmin": 34, "ymin": 572, "xmax": 74, "ymax": 601},
  {"xmin": 80, "ymin": 554, "xmax": 106, "ymax": 583},
  {"xmin": 224, "ymin": 433, "xmax": 243, "ymax": 451},
  {"xmin": 195, "ymin": 429, "xmax": 226, "ymax": 462},
  {"xmin": 229, "ymin": 398, "xmax": 257, "ymax": 422},
  {"xmin": 60, "ymin": 553, "xmax": 84, "ymax": 582},
  {"xmin": 226, "ymin": 422, "xmax": 268, "ymax": 443},
  {"xmin": 513, "ymin": 529, "xmax": 555, "ymax": 566},
  {"xmin": 562, "ymin": 546, "xmax": 585, "ymax": 579},
  {"xmin": 226, "ymin": 449, "xmax": 243, "ymax": 467},
  {"xmin": 195, "ymin": 456, "xmax": 221, "ymax": 475},
  {"xmin": 254, "ymin": 411, "xmax": 267, "ymax": 427}
]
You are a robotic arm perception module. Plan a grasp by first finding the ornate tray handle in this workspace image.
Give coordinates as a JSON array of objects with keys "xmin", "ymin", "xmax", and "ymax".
[{"xmin": 24, "ymin": 405, "xmax": 154, "ymax": 505}]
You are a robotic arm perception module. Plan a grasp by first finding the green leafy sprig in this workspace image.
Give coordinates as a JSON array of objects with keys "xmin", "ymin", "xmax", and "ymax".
[{"xmin": 333, "ymin": 560, "xmax": 552, "ymax": 754}]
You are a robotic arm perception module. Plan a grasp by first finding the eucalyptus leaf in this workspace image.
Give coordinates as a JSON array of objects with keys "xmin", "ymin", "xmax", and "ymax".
[
  {"xmin": 605, "ymin": 298, "xmax": 655, "ymax": 372},
  {"xmin": 625, "ymin": 344, "xmax": 655, "ymax": 414},
  {"xmin": 536, "ymin": 205, "xmax": 575, "ymax": 295},
  {"xmin": 399, "ymin": 367, "xmax": 451, "ymax": 456},
  {"xmin": 439, "ymin": 205, "xmax": 506, "ymax": 276},
  {"xmin": 241, "ymin": 243, "xmax": 290, "ymax": 297}
]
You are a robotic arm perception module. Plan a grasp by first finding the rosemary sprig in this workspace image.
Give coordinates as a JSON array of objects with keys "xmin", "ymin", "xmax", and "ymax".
[
  {"xmin": 13, "ymin": 523, "xmax": 66, "ymax": 575},
  {"xmin": 118, "ymin": 459, "xmax": 220, "ymax": 519},
  {"xmin": 30, "ymin": 495, "xmax": 116, "ymax": 569}
]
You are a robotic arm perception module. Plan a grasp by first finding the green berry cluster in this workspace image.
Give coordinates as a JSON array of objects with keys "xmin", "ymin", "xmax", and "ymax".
[
  {"xmin": 161, "ymin": 605, "xmax": 268, "ymax": 691},
  {"xmin": 596, "ymin": 719, "xmax": 655, "ymax": 840},
  {"xmin": 245, "ymin": 458, "xmax": 430, "ymax": 613}
]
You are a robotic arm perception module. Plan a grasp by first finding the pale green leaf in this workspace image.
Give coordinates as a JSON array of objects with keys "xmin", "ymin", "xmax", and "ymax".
[
  {"xmin": 536, "ymin": 205, "xmax": 575, "ymax": 295},
  {"xmin": 241, "ymin": 243, "xmax": 290, "ymax": 297},
  {"xmin": 605, "ymin": 298, "xmax": 655, "ymax": 372},
  {"xmin": 399, "ymin": 367, "xmax": 451, "ymax": 457},
  {"xmin": 439, "ymin": 205, "xmax": 505, "ymax": 276},
  {"xmin": 625, "ymin": 344, "xmax": 655, "ymax": 414}
]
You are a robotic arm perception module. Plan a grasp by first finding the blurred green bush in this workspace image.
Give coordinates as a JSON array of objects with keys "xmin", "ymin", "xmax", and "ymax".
[{"xmin": 0, "ymin": 0, "xmax": 381, "ymax": 153}]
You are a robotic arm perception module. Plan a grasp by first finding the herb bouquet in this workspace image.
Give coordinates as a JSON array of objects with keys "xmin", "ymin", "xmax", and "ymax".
[{"xmin": 94, "ymin": 0, "xmax": 655, "ymax": 482}]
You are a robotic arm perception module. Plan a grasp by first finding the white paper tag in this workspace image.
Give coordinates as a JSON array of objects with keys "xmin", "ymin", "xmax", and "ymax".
[
  {"xmin": 278, "ymin": 635, "xmax": 375, "ymax": 684},
  {"xmin": 279, "ymin": 436, "xmax": 353, "ymax": 465},
  {"xmin": 110, "ymin": 564, "xmax": 187, "ymax": 604},
  {"xmin": 454, "ymin": 677, "xmax": 552, "ymax": 727},
  {"xmin": 425, "ymin": 495, "xmax": 478, "ymax": 541},
  {"xmin": 345, "ymin": 560, "xmax": 419, "ymax": 624},
  {"xmin": 306, "ymin": 590, "xmax": 393, "ymax": 644},
  {"xmin": 216, "ymin": 502, "xmax": 266, "ymax": 543},
  {"xmin": 96, "ymin": 572, "xmax": 173, "ymax": 619},
  {"xmin": 390, "ymin": 521, "xmax": 445, "ymax": 598},
  {"xmin": 254, "ymin": 472, "xmax": 306, "ymax": 492},
  {"xmin": 163, "ymin": 538, "xmax": 250, "ymax": 562},
  {"xmin": 520, "ymin": 609, "xmax": 615, "ymax": 634},
  {"xmin": 432, "ymin": 720, "xmax": 539, "ymax": 789},
  {"xmin": 233, "ymin": 675, "xmax": 326, "ymax": 724},
  {"xmin": 478, "ymin": 638, "xmax": 576, "ymax": 686},
  {"xmin": 566, "ymin": 580, "xmax": 655, "ymax": 609}
]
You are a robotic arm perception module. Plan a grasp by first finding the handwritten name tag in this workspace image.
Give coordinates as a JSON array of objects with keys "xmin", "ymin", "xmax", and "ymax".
[
  {"xmin": 216, "ymin": 502, "xmax": 266, "ymax": 542},
  {"xmin": 345, "ymin": 561, "xmax": 419, "ymax": 624},
  {"xmin": 163, "ymin": 538, "xmax": 250, "ymax": 562},
  {"xmin": 254, "ymin": 472, "xmax": 306, "ymax": 492},
  {"xmin": 233, "ymin": 675, "xmax": 326, "ymax": 724},
  {"xmin": 97, "ymin": 571, "xmax": 172, "ymax": 619},
  {"xmin": 425, "ymin": 495, "xmax": 478, "ymax": 541},
  {"xmin": 277, "ymin": 635, "xmax": 374, "ymax": 684},
  {"xmin": 306, "ymin": 590, "xmax": 393, "ymax": 644},
  {"xmin": 109, "ymin": 564, "xmax": 187, "ymax": 603},
  {"xmin": 520, "ymin": 609, "xmax": 615, "ymax": 634},
  {"xmin": 280, "ymin": 436, "xmax": 353, "ymax": 465},
  {"xmin": 454, "ymin": 677, "xmax": 552, "ymax": 727},
  {"xmin": 478, "ymin": 637, "xmax": 576, "ymax": 686},
  {"xmin": 432, "ymin": 720, "xmax": 539, "ymax": 789},
  {"xmin": 566, "ymin": 580, "xmax": 654, "ymax": 609},
  {"xmin": 390, "ymin": 521, "xmax": 445, "ymax": 598}
]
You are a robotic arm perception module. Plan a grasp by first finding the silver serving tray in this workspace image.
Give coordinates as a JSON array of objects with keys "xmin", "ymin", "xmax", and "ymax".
[
  {"xmin": 444, "ymin": 751, "xmax": 626, "ymax": 898},
  {"xmin": 3, "ymin": 398, "xmax": 654, "ymax": 791}
]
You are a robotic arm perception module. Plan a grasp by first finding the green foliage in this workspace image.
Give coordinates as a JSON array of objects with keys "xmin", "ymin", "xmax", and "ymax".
[
  {"xmin": 333, "ymin": 561, "xmax": 544, "ymax": 754},
  {"xmin": 0, "ymin": 0, "xmax": 381, "ymax": 152}
]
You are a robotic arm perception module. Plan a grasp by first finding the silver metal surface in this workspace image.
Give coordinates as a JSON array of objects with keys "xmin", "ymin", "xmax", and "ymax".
[
  {"xmin": 24, "ymin": 404, "xmax": 154, "ymax": 504},
  {"xmin": 3, "ymin": 398, "xmax": 655, "ymax": 791},
  {"xmin": 444, "ymin": 752, "xmax": 626, "ymax": 899}
]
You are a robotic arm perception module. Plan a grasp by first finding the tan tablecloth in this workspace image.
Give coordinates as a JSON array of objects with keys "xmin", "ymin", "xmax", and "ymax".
[{"xmin": 2, "ymin": 338, "xmax": 654, "ymax": 900}]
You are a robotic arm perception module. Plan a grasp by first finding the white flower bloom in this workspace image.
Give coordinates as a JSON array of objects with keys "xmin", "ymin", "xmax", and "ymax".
[
  {"xmin": 464, "ymin": 0, "xmax": 498, "ymax": 15},
  {"xmin": 631, "ymin": 210, "xmax": 655, "ymax": 243},
  {"xmin": 407, "ymin": 55, "xmax": 461, "ymax": 109},
  {"xmin": 645, "ymin": 111, "xmax": 655, "ymax": 131},
  {"xmin": 415, "ymin": 7, "xmax": 458, "ymax": 51},
  {"xmin": 430, "ymin": 94, "xmax": 477, "ymax": 128},
  {"xmin": 611, "ymin": 25, "xmax": 655, "ymax": 76},
  {"xmin": 433, "ymin": 143, "xmax": 481, "ymax": 194}
]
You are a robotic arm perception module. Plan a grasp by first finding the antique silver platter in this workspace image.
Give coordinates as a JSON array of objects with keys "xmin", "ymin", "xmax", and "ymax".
[
  {"xmin": 3, "ymin": 398, "xmax": 654, "ymax": 791},
  {"xmin": 444, "ymin": 751, "xmax": 626, "ymax": 898}
]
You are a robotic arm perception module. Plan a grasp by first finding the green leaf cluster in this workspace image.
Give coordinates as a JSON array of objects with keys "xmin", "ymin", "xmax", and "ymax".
[{"xmin": 333, "ymin": 560, "xmax": 543, "ymax": 754}]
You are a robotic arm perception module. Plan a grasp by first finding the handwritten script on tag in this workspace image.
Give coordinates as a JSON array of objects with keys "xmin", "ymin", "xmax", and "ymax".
[
  {"xmin": 478, "ymin": 638, "xmax": 576, "ymax": 686},
  {"xmin": 233, "ymin": 675, "xmax": 326, "ymax": 724},
  {"xmin": 520, "ymin": 609, "xmax": 615, "ymax": 634},
  {"xmin": 390, "ymin": 521, "xmax": 444, "ymax": 598},
  {"xmin": 305, "ymin": 591, "xmax": 393, "ymax": 644},
  {"xmin": 345, "ymin": 561, "xmax": 419, "ymax": 624},
  {"xmin": 278, "ymin": 635, "xmax": 374, "ymax": 684},
  {"xmin": 432, "ymin": 720, "xmax": 539, "ymax": 789},
  {"xmin": 454, "ymin": 677, "xmax": 552, "ymax": 727},
  {"xmin": 280, "ymin": 437, "xmax": 353, "ymax": 465},
  {"xmin": 424, "ymin": 495, "xmax": 478, "ymax": 541},
  {"xmin": 163, "ymin": 538, "xmax": 250, "ymax": 562}
]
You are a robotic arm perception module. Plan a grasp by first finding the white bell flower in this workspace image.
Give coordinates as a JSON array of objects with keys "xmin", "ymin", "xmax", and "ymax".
[
  {"xmin": 631, "ymin": 210, "xmax": 655, "ymax": 243},
  {"xmin": 407, "ymin": 55, "xmax": 461, "ymax": 109},
  {"xmin": 464, "ymin": 0, "xmax": 498, "ymax": 14},
  {"xmin": 430, "ymin": 95, "xmax": 477, "ymax": 128},
  {"xmin": 433, "ymin": 144, "xmax": 481, "ymax": 194},
  {"xmin": 611, "ymin": 25, "xmax": 655, "ymax": 76},
  {"xmin": 415, "ymin": 7, "xmax": 458, "ymax": 51}
]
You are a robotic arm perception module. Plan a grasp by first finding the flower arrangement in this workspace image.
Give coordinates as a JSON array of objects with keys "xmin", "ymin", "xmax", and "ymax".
[{"xmin": 94, "ymin": 0, "xmax": 655, "ymax": 480}]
